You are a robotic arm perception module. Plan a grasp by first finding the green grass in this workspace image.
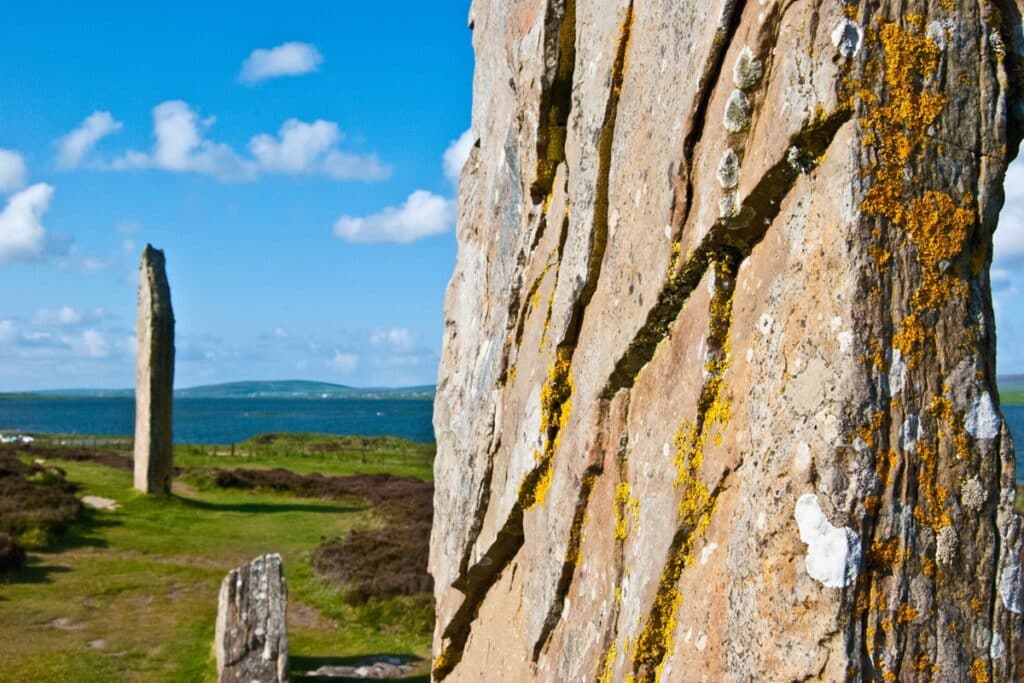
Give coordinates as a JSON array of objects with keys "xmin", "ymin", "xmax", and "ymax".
[
  {"xmin": 0, "ymin": 443, "xmax": 433, "ymax": 682},
  {"xmin": 1001, "ymin": 390, "xmax": 1024, "ymax": 406}
]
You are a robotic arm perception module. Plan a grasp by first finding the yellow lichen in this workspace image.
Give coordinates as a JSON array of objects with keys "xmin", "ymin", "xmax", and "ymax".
[
  {"xmin": 614, "ymin": 481, "xmax": 640, "ymax": 540},
  {"xmin": 930, "ymin": 395, "xmax": 970, "ymax": 459},
  {"xmin": 597, "ymin": 641, "xmax": 618, "ymax": 683}
]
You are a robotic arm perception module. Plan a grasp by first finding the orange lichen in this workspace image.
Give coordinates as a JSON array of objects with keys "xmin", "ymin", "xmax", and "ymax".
[
  {"xmin": 912, "ymin": 441, "xmax": 951, "ymax": 530},
  {"xmin": 897, "ymin": 603, "xmax": 919, "ymax": 623},
  {"xmin": 857, "ymin": 22, "xmax": 975, "ymax": 368},
  {"xmin": 969, "ymin": 657, "xmax": 990, "ymax": 682},
  {"xmin": 930, "ymin": 395, "xmax": 970, "ymax": 459}
]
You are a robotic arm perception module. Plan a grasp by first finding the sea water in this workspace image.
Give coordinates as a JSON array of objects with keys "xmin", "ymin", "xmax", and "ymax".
[{"xmin": 0, "ymin": 397, "xmax": 435, "ymax": 445}]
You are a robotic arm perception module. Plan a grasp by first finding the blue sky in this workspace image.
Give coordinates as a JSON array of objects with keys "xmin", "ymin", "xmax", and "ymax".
[
  {"xmin": 0, "ymin": 2, "xmax": 475, "ymax": 390},
  {"xmin": 0, "ymin": 4, "xmax": 1021, "ymax": 391}
]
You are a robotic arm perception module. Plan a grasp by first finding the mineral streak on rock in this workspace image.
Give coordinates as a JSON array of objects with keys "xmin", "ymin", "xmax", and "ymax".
[
  {"xmin": 432, "ymin": 1, "xmax": 1024, "ymax": 681},
  {"xmin": 214, "ymin": 553, "xmax": 289, "ymax": 683},
  {"xmin": 133, "ymin": 244, "xmax": 175, "ymax": 494}
]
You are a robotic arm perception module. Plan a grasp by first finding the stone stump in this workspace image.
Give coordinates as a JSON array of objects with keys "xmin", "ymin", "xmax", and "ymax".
[
  {"xmin": 214, "ymin": 553, "xmax": 288, "ymax": 682},
  {"xmin": 133, "ymin": 244, "xmax": 175, "ymax": 493}
]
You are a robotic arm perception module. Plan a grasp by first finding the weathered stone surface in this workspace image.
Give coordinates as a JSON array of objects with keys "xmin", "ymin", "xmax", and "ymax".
[
  {"xmin": 215, "ymin": 553, "xmax": 288, "ymax": 683},
  {"xmin": 432, "ymin": 1, "xmax": 1024, "ymax": 681},
  {"xmin": 133, "ymin": 244, "xmax": 175, "ymax": 494}
]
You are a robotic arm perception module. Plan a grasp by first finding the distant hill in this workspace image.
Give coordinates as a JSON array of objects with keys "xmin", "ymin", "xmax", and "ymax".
[{"xmin": 8, "ymin": 381, "xmax": 435, "ymax": 401}]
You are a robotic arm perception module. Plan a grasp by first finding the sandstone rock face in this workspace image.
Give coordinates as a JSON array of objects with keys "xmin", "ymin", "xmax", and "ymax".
[
  {"xmin": 134, "ymin": 244, "xmax": 175, "ymax": 494},
  {"xmin": 215, "ymin": 553, "xmax": 289, "ymax": 683},
  {"xmin": 432, "ymin": 1, "xmax": 1024, "ymax": 680}
]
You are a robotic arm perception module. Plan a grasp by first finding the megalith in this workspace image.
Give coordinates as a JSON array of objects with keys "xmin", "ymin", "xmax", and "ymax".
[
  {"xmin": 431, "ymin": 1, "xmax": 1024, "ymax": 681},
  {"xmin": 134, "ymin": 244, "xmax": 175, "ymax": 494},
  {"xmin": 214, "ymin": 553, "xmax": 289, "ymax": 683}
]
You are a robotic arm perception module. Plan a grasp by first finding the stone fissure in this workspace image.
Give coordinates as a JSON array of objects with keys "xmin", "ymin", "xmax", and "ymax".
[{"xmin": 433, "ymin": 9, "xmax": 634, "ymax": 678}]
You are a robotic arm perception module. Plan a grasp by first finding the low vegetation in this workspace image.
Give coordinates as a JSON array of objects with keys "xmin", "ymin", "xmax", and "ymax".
[{"xmin": 0, "ymin": 434, "xmax": 434, "ymax": 682}]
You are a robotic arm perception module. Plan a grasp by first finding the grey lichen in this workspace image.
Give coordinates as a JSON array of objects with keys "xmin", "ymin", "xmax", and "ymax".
[
  {"xmin": 717, "ymin": 149, "xmax": 740, "ymax": 189},
  {"xmin": 719, "ymin": 191, "xmax": 739, "ymax": 219},
  {"xmin": 936, "ymin": 525, "xmax": 957, "ymax": 565},
  {"xmin": 786, "ymin": 146, "xmax": 816, "ymax": 175},
  {"xmin": 723, "ymin": 90, "xmax": 752, "ymax": 133},
  {"xmin": 733, "ymin": 47, "xmax": 763, "ymax": 90},
  {"xmin": 961, "ymin": 476, "xmax": 987, "ymax": 511}
]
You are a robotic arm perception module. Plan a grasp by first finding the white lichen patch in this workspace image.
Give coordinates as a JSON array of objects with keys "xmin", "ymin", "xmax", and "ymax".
[
  {"xmin": 961, "ymin": 476, "xmax": 987, "ymax": 511},
  {"xmin": 1000, "ymin": 560, "xmax": 1022, "ymax": 614},
  {"xmin": 794, "ymin": 442, "xmax": 812, "ymax": 473},
  {"xmin": 889, "ymin": 348, "xmax": 908, "ymax": 396},
  {"xmin": 733, "ymin": 46, "xmax": 763, "ymax": 89},
  {"xmin": 794, "ymin": 493, "xmax": 862, "ymax": 588},
  {"xmin": 786, "ymin": 146, "xmax": 815, "ymax": 174},
  {"xmin": 717, "ymin": 148, "xmax": 740, "ymax": 189},
  {"xmin": 965, "ymin": 391, "xmax": 1001, "ymax": 439},
  {"xmin": 991, "ymin": 632, "xmax": 1005, "ymax": 660},
  {"xmin": 719, "ymin": 191, "xmax": 739, "ymax": 219},
  {"xmin": 926, "ymin": 20, "xmax": 956, "ymax": 51},
  {"xmin": 699, "ymin": 542, "xmax": 719, "ymax": 566},
  {"xmin": 936, "ymin": 525, "xmax": 957, "ymax": 565},
  {"xmin": 757, "ymin": 313, "xmax": 774, "ymax": 336},
  {"xmin": 837, "ymin": 330, "xmax": 854, "ymax": 355},
  {"xmin": 899, "ymin": 415, "xmax": 921, "ymax": 453},
  {"xmin": 694, "ymin": 633, "xmax": 708, "ymax": 652},
  {"xmin": 831, "ymin": 18, "xmax": 863, "ymax": 58},
  {"xmin": 723, "ymin": 90, "xmax": 752, "ymax": 133}
]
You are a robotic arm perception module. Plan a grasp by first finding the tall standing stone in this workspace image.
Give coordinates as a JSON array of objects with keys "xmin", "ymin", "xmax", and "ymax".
[
  {"xmin": 214, "ymin": 553, "xmax": 289, "ymax": 683},
  {"xmin": 134, "ymin": 244, "xmax": 175, "ymax": 494},
  {"xmin": 432, "ymin": 1, "xmax": 1024, "ymax": 681}
]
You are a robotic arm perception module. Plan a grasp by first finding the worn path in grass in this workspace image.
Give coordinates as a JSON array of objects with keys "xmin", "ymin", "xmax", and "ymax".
[{"xmin": 0, "ymin": 439, "xmax": 433, "ymax": 682}]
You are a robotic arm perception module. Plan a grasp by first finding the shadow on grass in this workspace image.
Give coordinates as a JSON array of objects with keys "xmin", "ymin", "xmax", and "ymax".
[
  {"xmin": 173, "ymin": 496, "xmax": 360, "ymax": 515},
  {"xmin": 0, "ymin": 557, "xmax": 72, "ymax": 586},
  {"xmin": 290, "ymin": 654, "xmax": 426, "ymax": 683}
]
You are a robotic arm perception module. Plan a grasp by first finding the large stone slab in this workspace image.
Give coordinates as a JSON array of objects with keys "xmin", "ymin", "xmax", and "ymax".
[
  {"xmin": 431, "ymin": 0, "xmax": 1024, "ymax": 680},
  {"xmin": 133, "ymin": 244, "xmax": 175, "ymax": 494},
  {"xmin": 214, "ymin": 553, "xmax": 289, "ymax": 683}
]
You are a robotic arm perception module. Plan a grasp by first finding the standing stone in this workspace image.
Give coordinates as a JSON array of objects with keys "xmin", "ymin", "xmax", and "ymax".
[
  {"xmin": 432, "ymin": 1, "xmax": 1024, "ymax": 681},
  {"xmin": 134, "ymin": 244, "xmax": 175, "ymax": 494},
  {"xmin": 214, "ymin": 553, "xmax": 289, "ymax": 683}
]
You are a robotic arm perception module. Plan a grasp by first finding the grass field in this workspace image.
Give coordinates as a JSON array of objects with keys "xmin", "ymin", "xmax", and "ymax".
[{"xmin": 0, "ymin": 436, "xmax": 433, "ymax": 682}]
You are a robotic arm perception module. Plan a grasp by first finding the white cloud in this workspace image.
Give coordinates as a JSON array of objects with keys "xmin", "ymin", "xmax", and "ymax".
[
  {"xmin": 333, "ymin": 190, "xmax": 455, "ymax": 244},
  {"xmin": 110, "ymin": 103, "xmax": 387, "ymax": 184},
  {"xmin": 248, "ymin": 119, "xmax": 390, "ymax": 180},
  {"xmin": 0, "ymin": 183, "xmax": 54, "ymax": 264},
  {"xmin": 443, "ymin": 129, "xmax": 474, "ymax": 183},
  {"xmin": 79, "ymin": 329, "xmax": 110, "ymax": 358},
  {"xmin": 114, "ymin": 101, "xmax": 256, "ymax": 181},
  {"xmin": 995, "ymin": 158, "xmax": 1024, "ymax": 265},
  {"xmin": 370, "ymin": 328, "xmax": 414, "ymax": 351},
  {"xmin": 273, "ymin": 327, "xmax": 288, "ymax": 339},
  {"xmin": 116, "ymin": 220, "xmax": 142, "ymax": 234},
  {"xmin": 239, "ymin": 42, "xmax": 323, "ymax": 84},
  {"xmin": 330, "ymin": 352, "xmax": 359, "ymax": 372},
  {"xmin": 56, "ymin": 111, "xmax": 123, "ymax": 169},
  {"xmin": 33, "ymin": 306, "xmax": 83, "ymax": 326},
  {"xmin": 0, "ymin": 320, "xmax": 15, "ymax": 344},
  {"xmin": 0, "ymin": 149, "xmax": 27, "ymax": 193}
]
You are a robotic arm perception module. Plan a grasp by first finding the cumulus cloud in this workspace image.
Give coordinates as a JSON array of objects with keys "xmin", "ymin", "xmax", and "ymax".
[
  {"xmin": 0, "ymin": 183, "xmax": 55, "ymax": 264},
  {"xmin": 0, "ymin": 149, "xmax": 27, "ymax": 193},
  {"xmin": 240, "ymin": 42, "xmax": 323, "ymax": 84},
  {"xmin": 443, "ymin": 129, "xmax": 474, "ymax": 183},
  {"xmin": 330, "ymin": 352, "xmax": 359, "ymax": 372},
  {"xmin": 33, "ymin": 306, "xmax": 83, "ymax": 326},
  {"xmin": 248, "ymin": 119, "xmax": 390, "ymax": 180},
  {"xmin": 333, "ymin": 190, "xmax": 454, "ymax": 244},
  {"xmin": 995, "ymin": 158, "xmax": 1024, "ymax": 265},
  {"xmin": 56, "ymin": 111, "xmax": 123, "ymax": 169},
  {"xmin": 114, "ymin": 101, "xmax": 256, "ymax": 181},
  {"xmin": 0, "ymin": 320, "xmax": 15, "ymax": 344},
  {"xmin": 109, "ymin": 102, "xmax": 387, "ymax": 183},
  {"xmin": 370, "ymin": 327, "xmax": 414, "ymax": 352},
  {"xmin": 77, "ymin": 329, "xmax": 110, "ymax": 359}
]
